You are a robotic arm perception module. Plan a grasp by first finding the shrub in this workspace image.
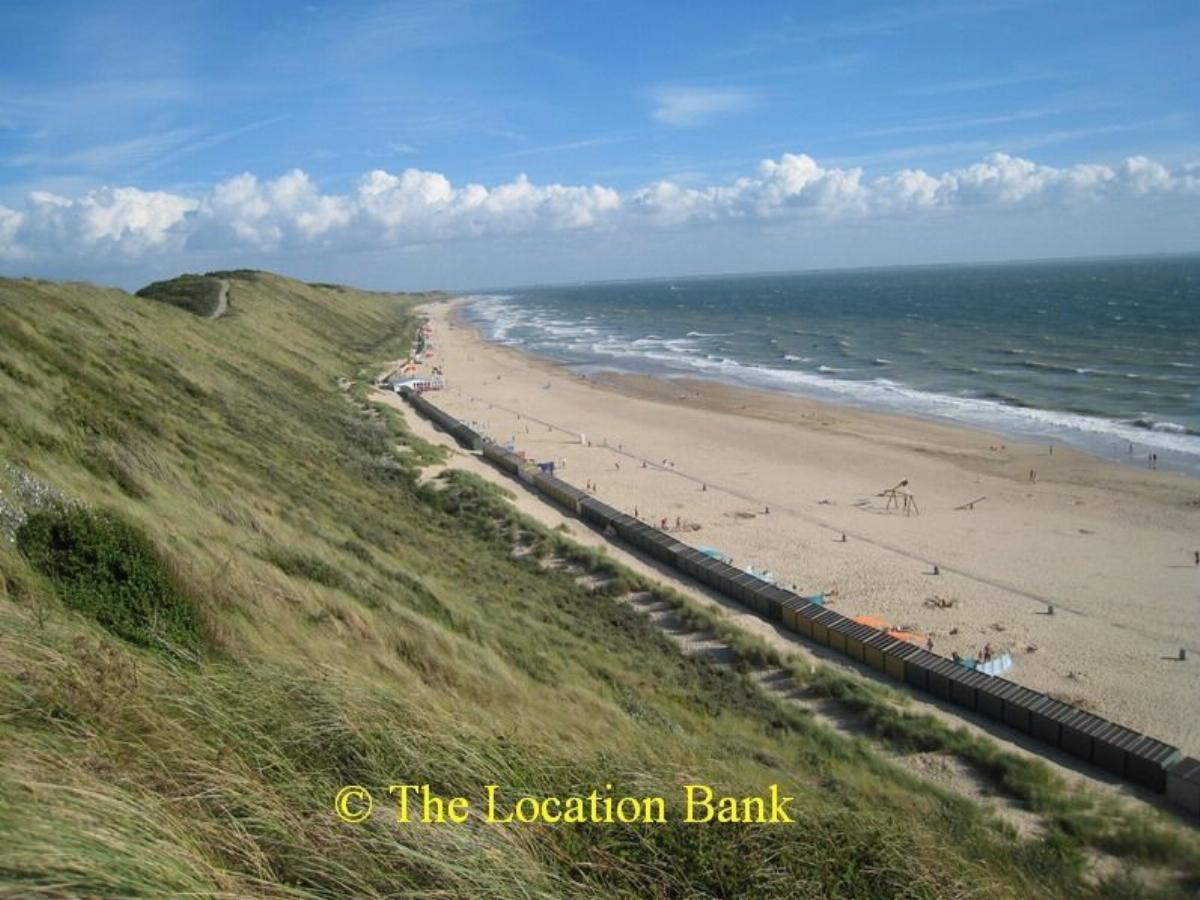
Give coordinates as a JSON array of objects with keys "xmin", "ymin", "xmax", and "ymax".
[
  {"xmin": 16, "ymin": 505, "xmax": 200, "ymax": 653},
  {"xmin": 135, "ymin": 274, "xmax": 224, "ymax": 317}
]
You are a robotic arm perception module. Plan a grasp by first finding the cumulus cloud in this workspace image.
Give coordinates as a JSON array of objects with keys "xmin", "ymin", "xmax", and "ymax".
[
  {"xmin": 1, "ymin": 186, "xmax": 198, "ymax": 260},
  {"xmin": 186, "ymin": 167, "xmax": 620, "ymax": 251},
  {"xmin": 631, "ymin": 153, "xmax": 867, "ymax": 222},
  {"xmin": 0, "ymin": 205, "xmax": 25, "ymax": 260},
  {"xmin": 650, "ymin": 86, "xmax": 756, "ymax": 126},
  {"xmin": 870, "ymin": 153, "xmax": 1200, "ymax": 213},
  {"xmin": 0, "ymin": 152, "xmax": 1195, "ymax": 264}
]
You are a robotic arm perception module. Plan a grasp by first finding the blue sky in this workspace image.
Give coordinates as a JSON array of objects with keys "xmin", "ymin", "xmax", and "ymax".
[{"xmin": 0, "ymin": 0, "xmax": 1197, "ymax": 289}]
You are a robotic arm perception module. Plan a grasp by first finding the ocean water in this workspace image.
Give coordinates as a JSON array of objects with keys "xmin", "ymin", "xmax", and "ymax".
[{"xmin": 461, "ymin": 257, "xmax": 1200, "ymax": 475}]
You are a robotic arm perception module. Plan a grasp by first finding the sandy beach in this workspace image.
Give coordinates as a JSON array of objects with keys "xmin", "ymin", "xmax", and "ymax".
[{"xmin": 407, "ymin": 298, "xmax": 1200, "ymax": 754}]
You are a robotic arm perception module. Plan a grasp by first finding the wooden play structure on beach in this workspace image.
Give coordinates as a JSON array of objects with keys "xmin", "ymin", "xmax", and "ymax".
[{"xmin": 878, "ymin": 479, "xmax": 919, "ymax": 516}]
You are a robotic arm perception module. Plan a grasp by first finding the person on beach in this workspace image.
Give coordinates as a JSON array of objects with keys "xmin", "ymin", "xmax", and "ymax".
[
  {"xmin": 1194, "ymin": 550, "xmax": 1199, "ymax": 566},
  {"xmin": 1029, "ymin": 469, "xmax": 1037, "ymax": 483},
  {"xmin": 615, "ymin": 462, "xmax": 620, "ymax": 472},
  {"xmin": 926, "ymin": 636, "xmax": 934, "ymax": 652}
]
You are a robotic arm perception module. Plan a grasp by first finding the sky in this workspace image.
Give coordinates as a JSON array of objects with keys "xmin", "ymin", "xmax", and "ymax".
[{"xmin": 0, "ymin": 0, "xmax": 1197, "ymax": 290}]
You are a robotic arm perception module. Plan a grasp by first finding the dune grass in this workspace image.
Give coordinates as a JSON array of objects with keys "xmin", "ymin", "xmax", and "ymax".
[{"xmin": 0, "ymin": 271, "xmax": 1196, "ymax": 898}]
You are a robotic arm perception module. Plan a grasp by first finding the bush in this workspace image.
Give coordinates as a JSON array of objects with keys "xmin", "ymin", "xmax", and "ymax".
[
  {"xmin": 16, "ymin": 506, "xmax": 200, "ymax": 653},
  {"xmin": 136, "ymin": 275, "xmax": 223, "ymax": 317}
]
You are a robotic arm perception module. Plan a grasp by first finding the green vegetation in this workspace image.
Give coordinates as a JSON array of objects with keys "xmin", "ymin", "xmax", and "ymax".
[
  {"xmin": 16, "ymin": 505, "xmax": 201, "ymax": 654},
  {"xmin": 135, "ymin": 273, "xmax": 225, "ymax": 316},
  {"xmin": 0, "ymin": 271, "xmax": 1196, "ymax": 898}
]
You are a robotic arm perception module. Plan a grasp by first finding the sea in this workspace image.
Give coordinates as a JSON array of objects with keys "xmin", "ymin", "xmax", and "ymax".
[{"xmin": 460, "ymin": 256, "xmax": 1200, "ymax": 476}]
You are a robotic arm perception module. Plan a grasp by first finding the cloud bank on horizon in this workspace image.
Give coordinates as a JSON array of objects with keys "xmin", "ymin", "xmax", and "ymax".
[{"xmin": 2, "ymin": 152, "xmax": 1195, "ymax": 268}]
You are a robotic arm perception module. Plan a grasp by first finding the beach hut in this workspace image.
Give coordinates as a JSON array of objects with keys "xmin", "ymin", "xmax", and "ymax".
[{"xmin": 1166, "ymin": 757, "xmax": 1200, "ymax": 814}]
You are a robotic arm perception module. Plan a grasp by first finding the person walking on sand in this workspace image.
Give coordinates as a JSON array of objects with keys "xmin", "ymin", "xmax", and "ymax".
[
  {"xmin": 1194, "ymin": 550, "xmax": 1199, "ymax": 566},
  {"xmin": 1029, "ymin": 469, "xmax": 1036, "ymax": 483}
]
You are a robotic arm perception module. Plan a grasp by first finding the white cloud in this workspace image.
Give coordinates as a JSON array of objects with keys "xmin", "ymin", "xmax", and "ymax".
[
  {"xmin": 650, "ymin": 86, "xmax": 755, "ymax": 126},
  {"xmin": 631, "ymin": 153, "xmax": 867, "ymax": 222},
  {"xmin": 198, "ymin": 169, "xmax": 352, "ymax": 247},
  {"xmin": 0, "ymin": 205, "xmax": 25, "ymax": 259},
  {"xmin": 185, "ymin": 167, "xmax": 621, "ymax": 251},
  {"xmin": 2, "ymin": 186, "xmax": 198, "ymax": 259},
  {"xmin": 868, "ymin": 153, "xmax": 1200, "ymax": 212},
  {"xmin": 0, "ymin": 152, "xmax": 1195, "ymax": 265}
]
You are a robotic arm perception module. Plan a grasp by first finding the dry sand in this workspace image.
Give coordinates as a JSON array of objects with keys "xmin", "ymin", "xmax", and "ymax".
[{"xmin": 406, "ymin": 298, "xmax": 1200, "ymax": 754}]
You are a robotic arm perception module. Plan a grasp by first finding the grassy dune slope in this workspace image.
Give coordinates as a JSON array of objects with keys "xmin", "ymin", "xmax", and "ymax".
[{"xmin": 0, "ymin": 272, "xmax": 1193, "ymax": 898}]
